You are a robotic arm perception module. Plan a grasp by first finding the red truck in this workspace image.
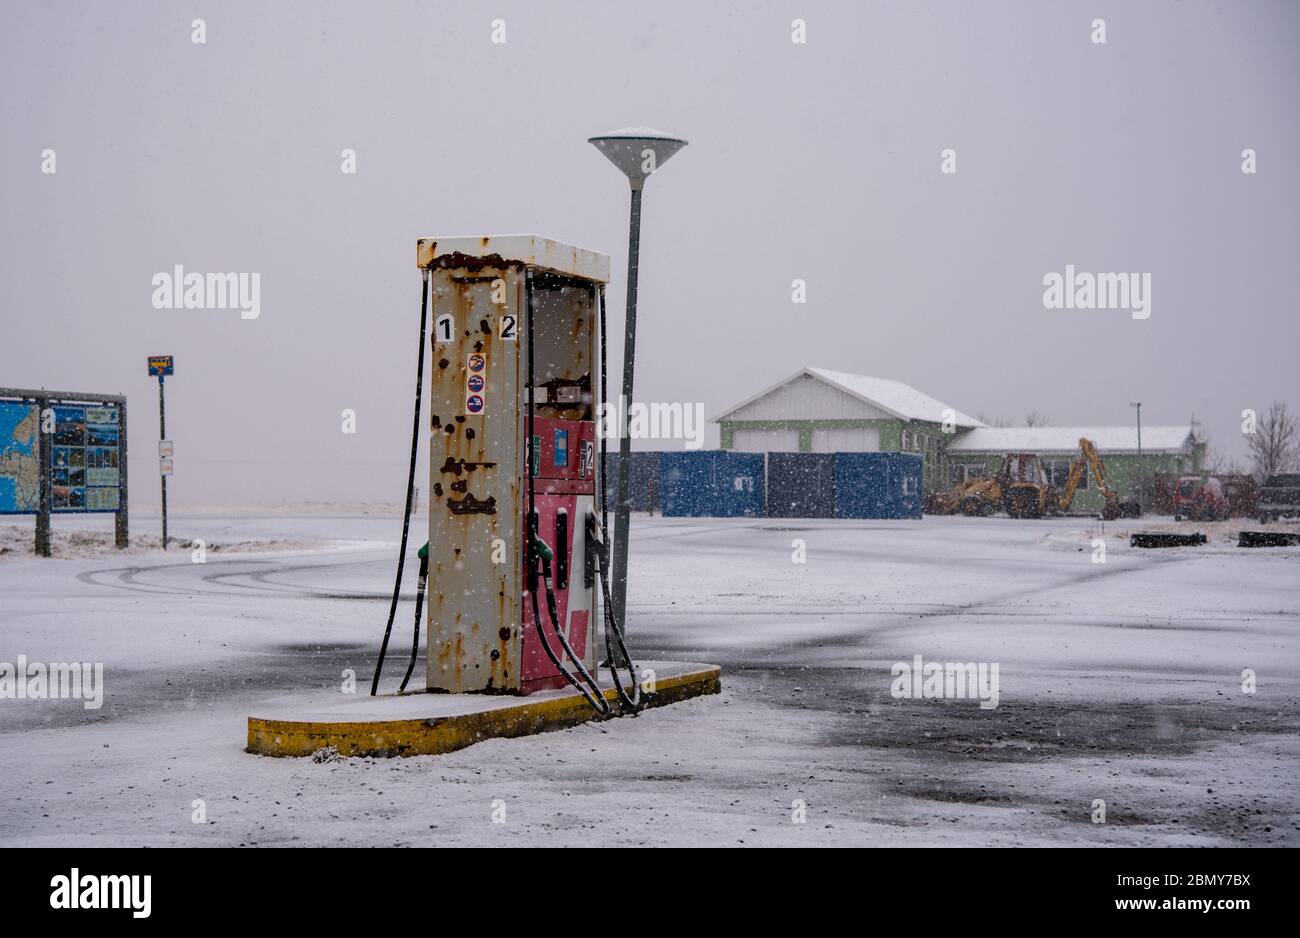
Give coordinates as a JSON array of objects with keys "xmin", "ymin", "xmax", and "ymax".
[{"xmin": 1173, "ymin": 475, "xmax": 1231, "ymax": 522}]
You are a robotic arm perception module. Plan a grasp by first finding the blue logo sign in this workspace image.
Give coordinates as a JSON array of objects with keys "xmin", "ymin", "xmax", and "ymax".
[
  {"xmin": 554, "ymin": 429, "xmax": 568, "ymax": 467},
  {"xmin": 466, "ymin": 394, "xmax": 484, "ymax": 414},
  {"xmin": 467, "ymin": 374, "xmax": 484, "ymax": 393}
]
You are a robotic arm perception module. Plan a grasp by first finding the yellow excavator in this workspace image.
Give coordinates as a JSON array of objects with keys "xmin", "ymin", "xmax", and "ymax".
[
  {"xmin": 934, "ymin": 452, "xmax": 1050, "ymax": 518},
  {"xmin": 929, "ymin": 476, "xmax": 995, "ymax": 516},
  {"xmin": 1057, "ymin": 437, "xmax": 1141, "ymax": 520},
  {"xmin": 928, "ymin": 481, "xmax": 969, "ymax": 515},
  {"xmin": 932, "ymin": 438, "xmax": 1141, "ymax": 520}
]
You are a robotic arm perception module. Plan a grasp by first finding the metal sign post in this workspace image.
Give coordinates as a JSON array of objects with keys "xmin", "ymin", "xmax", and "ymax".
[
  {"xmin": 1130, "ymin": 400, "xmax": 1143, "ymax": 511},
  {"xmin": 35, "ymin": 394, "xmax": 50, "ymax": 557},
  {"xmin": 148, "ymin": 356, "xmax": 174, "ymax": 548},
  {"xmin": 115, "ymin": 397, "xmax": 128, "ymax": 548}
]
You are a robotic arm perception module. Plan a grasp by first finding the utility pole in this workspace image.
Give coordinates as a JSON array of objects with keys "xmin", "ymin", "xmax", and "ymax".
[
  {"xmin": 1130, "ymin": 400, "xmax": 1143, "ymax": 511},
  {"xmin": 1131, "ymin": 401, "xmax": 1142, "ymax": 457},
  {"xmin": 149, "ymin": 356, "xmax": 174, "ymax": 548}
]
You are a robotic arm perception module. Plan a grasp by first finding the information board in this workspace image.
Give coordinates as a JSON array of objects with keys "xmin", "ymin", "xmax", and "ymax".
[
  {"xmin": 0, "ymin": 394, "xmax": 126, "ymax": 516},
  {"xmin": 51, "ymin": 404, "xmax": 122, "ymax": 512},
  {"xmin": 0, "ymin": 401, "xmax": 40, "ymax": 514}
]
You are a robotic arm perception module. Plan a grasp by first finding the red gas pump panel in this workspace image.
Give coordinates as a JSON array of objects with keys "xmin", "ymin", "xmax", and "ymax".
[
  {"xmin": 522, "ymin": 419, "xmax": 597, "ymax": 692},
  {"xmin": 530, "ymin": 417, "xmax": 595, "ymax": 492},
  {"xmin": 520, "ymin": 493, "xmax": 590, "ymax": 693}
]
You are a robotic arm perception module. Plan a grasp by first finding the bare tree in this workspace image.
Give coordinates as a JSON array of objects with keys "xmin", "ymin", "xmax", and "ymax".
[
  {"xmin": 1201, "ymin": 436, "xmax": 1245, "ymax": 475},
  {"xmin": 1246, "ymin": 401, "xmax": 1299, "ymax": 480},
  {"xmin": 1024, "ymin": 411, "xmax": 1050, "ymax": 427}
]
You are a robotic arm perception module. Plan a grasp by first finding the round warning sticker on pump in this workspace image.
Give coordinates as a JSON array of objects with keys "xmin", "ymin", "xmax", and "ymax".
[{"xmin": 465, "ymin": 353, "xmax": 487, "ymax": 412}]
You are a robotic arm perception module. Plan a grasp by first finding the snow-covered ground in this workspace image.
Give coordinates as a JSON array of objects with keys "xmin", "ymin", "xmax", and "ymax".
[{"xmin": 1, "ymin": 510, "xmax": 1297, "ymax": 847}]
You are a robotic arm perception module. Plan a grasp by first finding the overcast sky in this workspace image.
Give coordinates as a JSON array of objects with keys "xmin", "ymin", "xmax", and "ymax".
[{"xmin": 2, "ymin": 0, "xmax": 1297, "ymax": 508}]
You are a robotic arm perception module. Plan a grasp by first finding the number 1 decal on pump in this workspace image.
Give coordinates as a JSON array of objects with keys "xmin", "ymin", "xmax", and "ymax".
[{"xmin": 435, "ymin": 313, "xmax": 454, "ymax": 344}]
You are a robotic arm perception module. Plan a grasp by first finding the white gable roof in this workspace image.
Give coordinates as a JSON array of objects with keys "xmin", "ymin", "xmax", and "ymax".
[
  {"xmin": 714, "ymin": 367, "xmax": 985, "ymax": 427},
  {"xmin": 949, "ymin": 425, "xmax": 1193, "ymax": 455}
]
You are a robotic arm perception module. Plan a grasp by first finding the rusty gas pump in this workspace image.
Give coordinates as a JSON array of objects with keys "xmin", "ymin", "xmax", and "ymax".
[{"xmin": 372, "ymin": 235, "xmax": 639, "ymax": 713}]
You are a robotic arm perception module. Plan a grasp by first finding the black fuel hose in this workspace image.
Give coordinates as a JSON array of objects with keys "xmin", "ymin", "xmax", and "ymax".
[
  {"xmin": 398, "ymin": 547, "xmax": 429, "ymax": 693},
  {"xmin": 601, "ymin": 572, "xmax": 642, "ymax": 712},
  {"xmin": 585, "ymin": 513, "xmax": 642, "ymax": 713},
  {"xmin": 370, "ymin": 269, "xmax": 429, "ymax": 696},
  {"xmin": 529, "ymin": 536, "xmax": 609, "ymax": 714}
]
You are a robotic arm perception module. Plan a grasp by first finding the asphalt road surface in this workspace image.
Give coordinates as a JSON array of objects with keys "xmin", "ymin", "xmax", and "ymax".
[{"xmin": 1, "ymin": 512, "xmax": 1296, "ymax": 846}]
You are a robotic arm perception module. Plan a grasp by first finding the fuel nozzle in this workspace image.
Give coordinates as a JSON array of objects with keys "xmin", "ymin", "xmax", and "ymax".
[
  {"xmin": 527, "ymin": 508, "xmax": 555, "ymax": 590},
  {"xmin": 526, "ymin": 511, "xmax": 545, "ymax": 593},
  {"xmin": 531, "ymin": 532, "xmax": 554, "ymax": 571}
]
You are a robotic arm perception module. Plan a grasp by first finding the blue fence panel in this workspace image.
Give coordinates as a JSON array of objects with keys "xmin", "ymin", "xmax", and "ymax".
[
  {"xmin": 660, "ymin": 451, "xmax": 764, "ymax": 517},
  {"xmin": 602, "ymin": 451, "xmax": 661, "ymax": 513},
  {"xmin": 715, "ymin": 452, "xmax": 765, "ymax": 517},
  {"xmin": 835, "ymin": 452, "xmax": 923, "ymax": 519},
  {"xmin": 888, "ymin": 453, "xmax": 924, "ymax": 519},
  {"xmin": 766, "ymin": 452, "xmax": 836, "ymax": 518},
  {"xmin": 659, "ymin": 452, "xmax": 703, "ymax": 517},
  {"xmin": 834, "ymin": 452, "xmax": 890, "ymax": 518},
  {"xmin": 656, "ymin": 450, "xmax": 919, "ymax": 519}
]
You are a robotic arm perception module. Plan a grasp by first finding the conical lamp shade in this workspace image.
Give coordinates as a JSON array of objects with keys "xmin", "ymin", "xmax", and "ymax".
[{"xmin": 588, "ymin": 126, "xmax": 687, "ymax": 187}]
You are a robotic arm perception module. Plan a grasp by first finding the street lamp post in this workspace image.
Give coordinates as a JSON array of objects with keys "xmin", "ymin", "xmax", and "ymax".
[
  {"xmin": 1130, "ymin": 401, "xmax": 1143, "ymax": 510},
  {"xmin": 588, "ymin": 126, "xmax": 687, "ymax": 653}
]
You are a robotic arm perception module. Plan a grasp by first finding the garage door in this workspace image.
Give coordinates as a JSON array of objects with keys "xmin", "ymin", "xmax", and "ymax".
[
  {"xmin": 731, "ymin": 428, "xmax": 799, "ymax": 453},
  {"xmin": 811, "ymin": 427, "xmax": 880, "ymax": 453}
]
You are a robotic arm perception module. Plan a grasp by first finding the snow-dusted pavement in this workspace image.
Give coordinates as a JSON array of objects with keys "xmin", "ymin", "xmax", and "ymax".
[{"xmin": 1, "ymin": 511, "xmax": 1297, "ymax": 847}]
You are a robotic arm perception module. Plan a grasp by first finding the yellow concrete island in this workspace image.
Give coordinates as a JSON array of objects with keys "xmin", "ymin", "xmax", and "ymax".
[{"xmin": 247, "ymin": 662, "xmax": 721, "ymax": 758}]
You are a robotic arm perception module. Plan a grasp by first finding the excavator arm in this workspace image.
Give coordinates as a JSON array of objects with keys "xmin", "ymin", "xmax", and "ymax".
[
  {"xmin": 1057, "ymin": 457, "xmax": 1087, "ymax": 512},
  {"xmin": 1079, "ymin": 438, "xmax": 1120, "ymax": 502},
  {"xmin": 1058, "ymin": 437, "xmax": 1139, "ymax": 518}
]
